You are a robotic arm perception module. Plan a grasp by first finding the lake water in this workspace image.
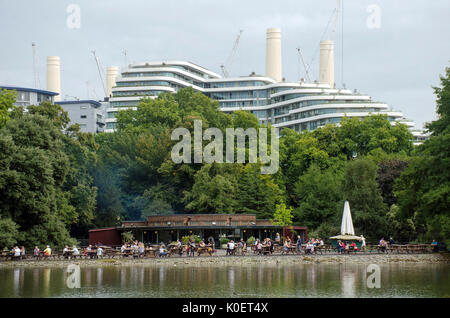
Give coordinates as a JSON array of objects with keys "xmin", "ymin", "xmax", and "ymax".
[{"xmin": 0, "ymin": 263, "xmax": 448, "ymax": 298}]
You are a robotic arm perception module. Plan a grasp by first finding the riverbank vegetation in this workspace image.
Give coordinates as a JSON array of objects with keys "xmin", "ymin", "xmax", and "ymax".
[{"xmin": 0, "ymin": 67, "xmax": 448, "ymax": 249}]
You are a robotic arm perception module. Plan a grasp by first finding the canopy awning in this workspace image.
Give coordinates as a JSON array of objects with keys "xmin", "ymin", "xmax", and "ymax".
[{"xmin": 329, "ymin": 234, "xmax": 362, "ymax": 241}]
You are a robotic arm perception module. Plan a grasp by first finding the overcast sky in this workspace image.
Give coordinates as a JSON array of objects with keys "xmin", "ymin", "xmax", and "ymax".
[{"xmin": 1, "ymin": 0, "xmax": 449, "ymax": 129}]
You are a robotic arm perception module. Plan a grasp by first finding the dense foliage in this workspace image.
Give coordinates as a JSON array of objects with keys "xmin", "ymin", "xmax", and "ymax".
[{"xmin": 0, "ymin": 66, "xmax": 448, "ymax": 248}]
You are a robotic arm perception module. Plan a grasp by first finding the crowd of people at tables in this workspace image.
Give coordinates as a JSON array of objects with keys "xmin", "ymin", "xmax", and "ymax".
[{"xmin": 2, "ymin": 235, "xmax": 442, "ymax": 260}]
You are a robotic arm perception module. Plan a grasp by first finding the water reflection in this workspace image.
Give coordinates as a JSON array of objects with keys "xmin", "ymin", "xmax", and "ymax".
[
  {"xmin": 341, "ymin": 270, "xmax": 357, "ymax": 298},
  {"xmin": 0, "ymin": 263, "xmax": 448, "ymax": 298}
]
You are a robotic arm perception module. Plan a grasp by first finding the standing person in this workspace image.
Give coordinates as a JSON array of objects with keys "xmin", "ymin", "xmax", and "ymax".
[
  {"xmin": 20, "ymin": 246, "xmax": 26, "ymax": 260},
  {"xmin": 176, "ymin": 239, "xmax": 183, "ymax": 257},
  {"xmin": 275, "ymin": 233, "xmax": 281, "ymax": 245},
  {"xmin": 360, "ymin": 235, "xmax": 366, "ymax": 252},
  {"xmin": 296, "ymin": 235, "xmax": 303, "ymax": 254},
  {"xmin": 96, "ymin": 246, "xmax": 104, "ymax": 259},
  {"xmin": 189, "ymin": 240, "xmax": 196, "ymax": 257}
]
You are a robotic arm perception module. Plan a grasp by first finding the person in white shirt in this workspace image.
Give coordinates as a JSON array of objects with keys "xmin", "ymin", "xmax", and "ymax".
[
  {"xmin": 72, "ymin": 246, "xmax": 80, "ymax": 256},
  {"xmin": 96, "ymin": 247, "xmax": 104, "ymax": 258},
  {"xmin": 360, "ymin": 235, "xmax": 366, "ymax": 252},
  {"xmin": 13, "ymin": 246, "xmax": 21, "ymax": 259}
]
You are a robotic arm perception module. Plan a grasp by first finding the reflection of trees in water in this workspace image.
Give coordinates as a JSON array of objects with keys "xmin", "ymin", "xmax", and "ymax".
[
  {"xmin": 228, "ymin": 267, "xmax": 235, "ymax": 290},
  {"xmin": 306, "ymin": 265, "xmax": 317, "ymax": 291},
  {"xmin": 33, "ymin": 268, "xmax": 40, "ymax": 295},
  {"xmin": 42, "ymin": 268, "xmax": 50, "ymax": 297},
  {"xmin": 159, "ymin": 266, "xmax": 165, "ymax": 287}
]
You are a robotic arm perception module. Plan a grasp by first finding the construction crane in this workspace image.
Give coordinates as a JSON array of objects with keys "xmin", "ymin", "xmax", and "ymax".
[
  {"xmin": 91, "ymin": 50, "xmax": 107, "ymax": 97},
  {"xmin": 220, "ymin": 30, "xmax": 243, "ymax": 77},
  {"xmin": 32, "ymin": 42, "xmax": 40, "ymax": 89},
  {"xmin": 304, "ymin": 1, "xmax": 341, "ymax": 81},
  {"xmin": 296, "ymin": 47, "xmax": 311, "ymax": 82}
]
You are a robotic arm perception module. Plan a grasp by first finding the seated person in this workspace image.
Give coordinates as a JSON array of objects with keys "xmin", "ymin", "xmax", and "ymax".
[
  {"xmin": 138, "ymin": 244, "xmax": 145, "ymax": 257},
  {"xmin": 229, "ymin": 240, "xmax": 235, "ymax": 254},
  {"xmin": 159, "ymin": 245, "xmax": 167, "ymax": 257},
  {"xmin": 337, "ymin": 241, "xmax": 343, "ymax": 254},
  {"xmin": 63, "ymin": 245, "xmax": 70, "ymax": 258},
  {"xmin": 13, "ymin": 246, "xmax": 21, "ymax": 260},
  {"xmin": 431, "ymin": 240, "xmax": 439, "ymax": 252},
  {"xmin": 43, "ymin": 246, "xmax": 52, "ymax": 257},
  {"xmin": 256, "ymin": 241, "xmax": 262, "ymax": 255},
  {"xmin": 33, "ymin": 246, "xmax": 40, "ymax": 259},
  {"xmin": 72, "ymin": 246, "xmax": 80, "ymax": 256},
  {"xmin": 283, "ymin": 241, "xmax": 289, "ymax": 253}
]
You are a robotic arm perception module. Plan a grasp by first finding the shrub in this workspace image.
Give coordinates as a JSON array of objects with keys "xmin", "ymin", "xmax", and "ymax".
[
  {"xmin": 219, "ymin": 237, "xmax": 230, "ymax": 245},
  {"xmin": 246, "ymin": 236, "xmax": 256, "ymax": 245},
  {"xmin": 121, "ymin": 231, "xmax": 134, "ymax": 244}
]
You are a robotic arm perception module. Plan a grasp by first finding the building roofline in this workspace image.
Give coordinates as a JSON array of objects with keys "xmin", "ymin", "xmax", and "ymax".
[
  {"xmin": 0, "ymin": 85, "xmax": 59, "ymax": 96},
  {"xmin": 88, "ymin": 227, "xmax": 118, "ymax": 232},
  {"xmin": 56, "ymin": 100, "xmax": 102, "ymax": 107}
]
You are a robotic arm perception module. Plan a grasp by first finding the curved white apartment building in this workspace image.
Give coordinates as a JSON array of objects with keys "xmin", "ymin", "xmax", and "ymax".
[
  {"xmin": 105, "ymin": 60, "xmax": 412, "ymax": 133},
  {"xmin": 105, "ymin": 29, "xmax": 415, "ymax": 133}
]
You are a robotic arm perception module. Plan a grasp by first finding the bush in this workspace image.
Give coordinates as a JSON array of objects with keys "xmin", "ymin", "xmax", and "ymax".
[
  {"xmin": 121, "ymin": 231, "xmax": 134, "ymax": 244},
  {"xmin": 181, "ymin": 236, "xmax": 190, "ymax": 245},
  {"xmin": 183, "ymin": 235, "xmax": 202, "ymax": 244},
  {"xmin": 219, "ymin": 237, "xmax": 230, "ymax": 245},
  {"xmin": 246, "ymin": 236, "xmax": 256, "ymax": 245}
]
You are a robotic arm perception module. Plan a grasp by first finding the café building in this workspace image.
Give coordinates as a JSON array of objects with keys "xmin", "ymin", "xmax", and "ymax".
[{"xmin": 89, "ymin": 214, "xmax": 307, "ymax": 246}]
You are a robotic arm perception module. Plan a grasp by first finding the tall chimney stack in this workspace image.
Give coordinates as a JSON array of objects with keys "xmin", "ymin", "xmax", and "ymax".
[
  {"xmin": 106, "ymin": 66, "xmax": 119, "ymax": 98},
  {"xmin": 47, "ymin": 56, "xmax": 61, "ymax": 101},
  {"xmin": 265, "ymin": 28, "xmax": 282, "ymax": 82},
  {"xmin": 319, "ymin": 40, "xmax": 334, "ymax": 88}
]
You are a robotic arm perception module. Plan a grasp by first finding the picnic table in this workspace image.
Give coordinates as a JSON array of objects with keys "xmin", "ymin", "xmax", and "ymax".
[
  {"xmin": 197, "ymin": 246, "xmax": 213, "ymax": 256},
  {"xmin": 282, "ymin": 246, "xmax": 298, "ymax": 255}
]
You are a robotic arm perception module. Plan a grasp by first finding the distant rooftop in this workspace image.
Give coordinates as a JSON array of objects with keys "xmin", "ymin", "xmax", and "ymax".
[
  {"xmin": 0, "ymin": 85, "xmax": 58, "ymax": 96},
  {"xmin": 55, "ymin": 100, "xmax": 102, "ymax": 107}
]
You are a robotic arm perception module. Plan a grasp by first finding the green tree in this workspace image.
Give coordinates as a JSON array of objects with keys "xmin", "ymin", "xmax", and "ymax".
[
  {"xmin": 0, "ymin": 89, "xmax": 16, "ymax": 128},
  {"xmin": 292, "ymin": 164, "xmax": 344, "ymax": 230},
  {"xmin": 271, "ymin": 203, "xmax": 293, "ymax": 226},
  {"xmin": 0, "ymin": 217, "xmax": 20, "ymax": 248},
  {"xmin": 343, "ymin": 158, "xmax": 389, "ymax": 241},
  {"xmin": 395, "ymin": 66, "xmax": 450, "ymax": 245}
]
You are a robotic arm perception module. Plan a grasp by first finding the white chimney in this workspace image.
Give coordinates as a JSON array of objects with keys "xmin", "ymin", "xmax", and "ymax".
[
  {"xmin": 319, "ymin": 40, "xmax": 334, "ymax": 88},
  {"xmin": 106, "ymin": 66, "xmax": 119, "ymax": 98},
  {"xmin": 46, "ymin": 56, "xmax": 61, "ymax": 101},
  {"xmin": 265, "ymin": 28, "xmax": 282, "ymax": 82}
]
